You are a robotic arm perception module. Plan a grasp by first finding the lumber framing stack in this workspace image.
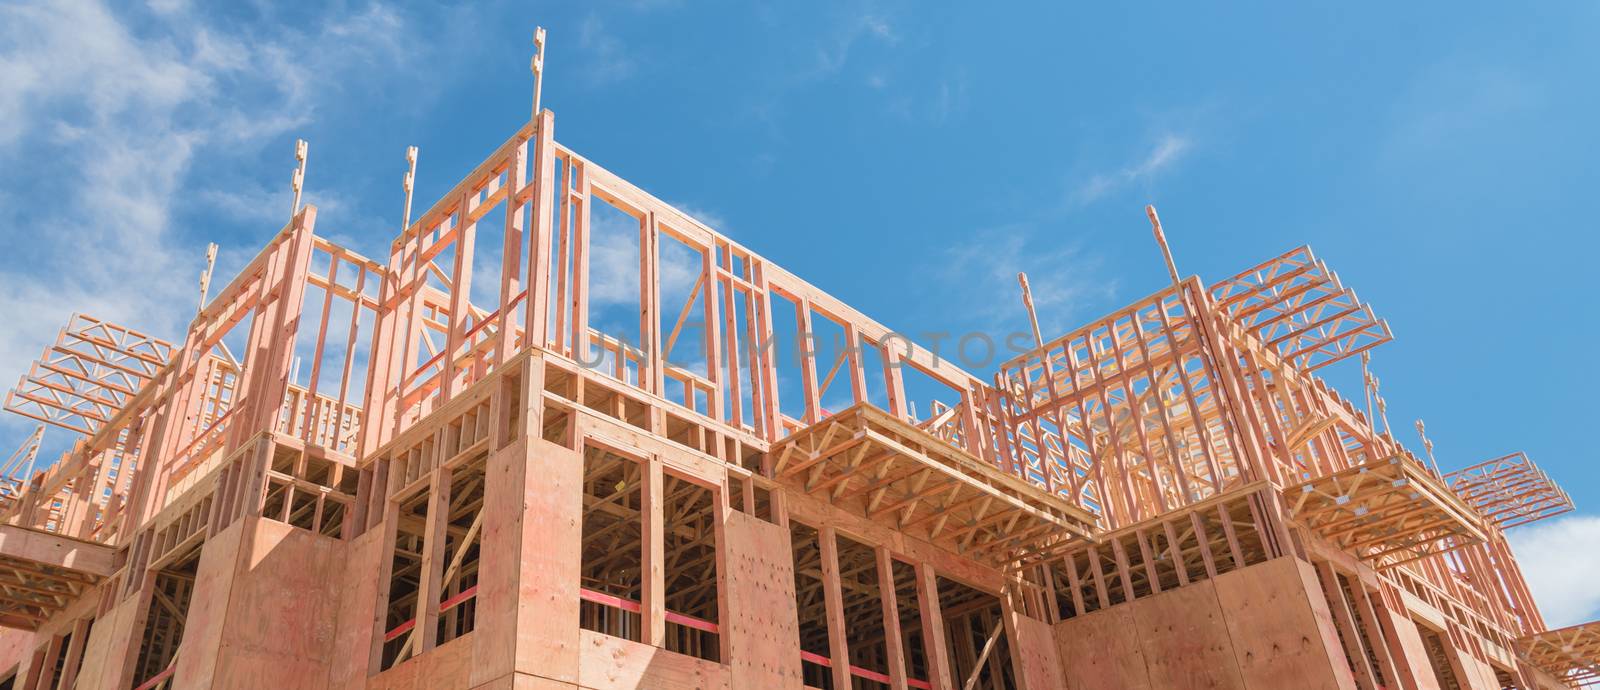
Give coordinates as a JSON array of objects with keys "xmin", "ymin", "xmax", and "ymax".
[{"xmin": 0, "ymin": 60, "xmax": 1590, "ymax": 690}]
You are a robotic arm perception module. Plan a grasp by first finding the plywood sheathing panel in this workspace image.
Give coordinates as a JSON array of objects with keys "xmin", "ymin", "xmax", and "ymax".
[
  {"xmin": 1007, "ymin": 607, "xmax": 1063, "ymax": 690},
  {"xmin": 470, "ymin": 438, "xmax": 582, "ymax": 687},
  {"xmin": 724, "ymin": 511, "xmax": 803, "ymax": 689},
  {"xmin": 1053, "ymin": 556, "xmax": 1365, "ymax": 690},
  {"xmin": 79, "ymin": 583, "xmax": 146, "ymax": 690},
  {"xmin": 576, "ymin": 629, "xmax": 731, "ymax": 689},
  {"xmin": 1132, "ymin": 573, "xmax": 1246, "ymax": 690},
  {"xmin": 170, "ymin": 517, "xmax": 246, "ymax": 687},
  {"xmin": 1054, "ymin": 605, "xmax": 1150, "ymax": 690},
  {"xmin": 326, "ymin": 526, "xmax": 387, "ymax": 690},
  {"xmin": 1380, "ymin": 604, "xmax": 1442, "ymax": 690},
  {"xmin": 1212, "ymin": 557, "xmax": 1355, "ymax": 690},
  {"xmin": 368, "ymin": 632, "xmax": 474, "ymax": 690},
  {"xmin": 204, "ymin": 517, "xmax": 342, "ymax": 689}
]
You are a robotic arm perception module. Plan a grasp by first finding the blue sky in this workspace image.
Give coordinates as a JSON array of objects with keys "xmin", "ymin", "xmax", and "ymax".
[{"xmin": 2, "ymin": 1, "xmax": 1596, "ymax": 624}]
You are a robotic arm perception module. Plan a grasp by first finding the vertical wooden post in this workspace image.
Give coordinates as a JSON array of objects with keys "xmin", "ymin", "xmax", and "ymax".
[
  {"xmin": 35, "ymin": 634, "xmax": 62, "ymax": 690},
  {"xmin": 641, "ymin": 456, "xmax": 666, "ymax": 646},
  {"xmin": 641, "ymin": 213, "xmax": 664, "ymax": 396},
  {"xmin": 916, "ymin": 562, "xmax": 955, "ymax": 690},
  {"xmin": 877, "ymin": 546, "xmax": 909, "ymax": 690},
  {"xmin": 441, "ymin": 193, "xmax": 478, "ymax": 401},
  {"xmin": 795, "ymin": 299, "xmax": 822, "ymax": 423},
  {"xmin": 525, "ymin": 110, "xmax": 557, "ymax": 351},
  {"xmin": 819, "ymin": 526, "xmax": 852, "ymax": 690},
  {"xmin": 416, "ymin": 465, "xmax": 453, "ymax": 654}
]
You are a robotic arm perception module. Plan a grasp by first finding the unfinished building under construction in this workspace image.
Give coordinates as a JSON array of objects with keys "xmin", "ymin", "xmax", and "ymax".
[{"xmin": 0, "ymin": 33, "xmax": 1594, "ymax": 690}]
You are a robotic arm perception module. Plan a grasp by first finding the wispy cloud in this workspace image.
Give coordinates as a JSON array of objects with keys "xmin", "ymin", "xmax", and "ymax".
[
  {"xmin": 667, "ymin": 200, "xmax": 729, "ymax": 232},
  {"xmin": 814, "ymin": 13, "xmax": 898, "ymax": 76},
  {"xmin": 1508, "ymin": 515, "xmax": 1600, "ymax": 628},
  {"xmin": 0, "ymin": 0, "xmax": 417, "ymax": 441},
  {"xmin": 584, "ymin": 204, "xmax": 696, "ymax": 309},
  {"xmin": 932, "ymin": 225, "xmax": 1119, "ymax": 340},
  {"xmin": 578, "ymin": 14, "xmax": 635, "ymax": 86},
  {"xmin": 1071, "ymin": 134, "xmax": 1192, "ymax": 206}
]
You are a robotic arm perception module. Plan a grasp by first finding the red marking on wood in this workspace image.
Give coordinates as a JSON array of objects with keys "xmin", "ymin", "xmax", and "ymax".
[{"xmin": 578, "ymin": 587, "xmax": 719, "ymax": 634}]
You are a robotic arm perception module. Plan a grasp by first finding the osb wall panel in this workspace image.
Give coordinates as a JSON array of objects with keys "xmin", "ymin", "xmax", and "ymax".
[
  {"xmin": 1132, "ymin": 576, "xmax": 1246, "ymax": 690},
  {"xmin": 471, "ymin": 438, "xmax": 582, "ymax": 687},
  {"xmin": 172, "ymin": 518, "xmax": 246, "ymax": 688},
  {"xmin": 1212, "ymin": 557, "xmax": 1354, "ymax": 690},
  {"xmin": 1009, "ymin": 610, "xmax": 1064, "ymax": 690},
  {"xmin": 1055, "ymin": 606, "xmax": 1150, "ymax": 690},
  {"xmin": 207, "ymin": 518, "xmax": 342, "ymax": 689},
  {"xmin": 724, "ymin": 510, "xmax": 802, "ymax": 690},
  {"xmin": 1453, "ymin": 648, "xmax": 1503, "ymax": 690},
  {"xmin": 367, "ymin": 632, "xmax": 475, "ymax": 690},
  {"xmin": 0, "ymin": 626, "xmax": 33, "ymax": 675},
  {"xmin": 1055, "ymin": 556, "xmax": 1367, "ymax": 690},
  {"xmin": 576, "ymin": 630, "xmax": 730, "ymax": 690},
  {"xmin": 75, "ymin": 586, "xmax": 144, "ymax": 690},
  {"xmin": 1379, "ymin": 607, "xmax": 1439, "ymax": 690},
  {"xmin": 328, "ymin": 525, "xmax": 386, "ymax": 690}
]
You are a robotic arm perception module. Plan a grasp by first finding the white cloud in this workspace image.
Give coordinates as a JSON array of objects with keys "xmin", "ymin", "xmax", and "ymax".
[
  {"xmin": 585, "ymin": 206, "xmax": 697, "ymax": 309},
  {"xmin": 667, "ymin": 200, "xmax": 728, "ymax": 231},
  {"xmin": 0, "ymin": 0, "xmax": 415, "ymax": 440},
  {"xmin": 814, "ymin": 13, "xmax": 897, "ymax": 76},
  {"xmin": 1071, "ymin": 134, "xmax": 1192, "ymax": 206},
  {"xmin": 579, "ymin": 14, "xmax": 635, "ymax": 86},
  {"xmin": 934, "ymin": 226, "xmax": 1118, "ymax": 343},
  {"xmin": 1507, "ymin": 514, "xmax": 1600, "ymax": 628}
]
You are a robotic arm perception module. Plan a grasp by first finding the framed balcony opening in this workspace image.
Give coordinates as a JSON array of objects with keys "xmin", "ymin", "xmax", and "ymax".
[
  {"xmin": 1490, "ymin": 663, "xmax": 1518, "ymax": 689},
  {"xmin": 261, "ymin": 447, "xmax": 357, "ymax": 538},
  {"xmin": 938, "ymin": 577, "xmax": 1015, "ymax": 690},
  {"xmin": 43, "ymin": 625, "xmax": 71, "ymax": 690},
  {"xmin": 1415, "ymin": 621, "xmax": 1463, "ymax": 690},
  {"xmin": 791, "ymin": 522, "xmax": 835, "ymax": 688},
  {"xmin": 22, "ymin": 616, "xmax": 91, "ymax": 690},
  {"xmin": 834, "ymin": 535, "xmax": 890, "ymax": 689},
  {"xmin": 889, "ymin": 559, "xmax": 931, "ymax": 688},
  {"xmin": 660, "ymin": 472, "xmax": 720, "ymax": 661},
  {"xmin": 434, "ymin": 458, "xmax": 486, "ymax": 647},
  {"xmin": 378, "ymin": 486, "xmax": 430, "ymax": 670},
  {"xmin": 131, "ymin": 545, "xmax": 202, "ymax": 690},
  {"xmin": 578, "ymin": 446, "xmax": 643, "ymax": 641}
]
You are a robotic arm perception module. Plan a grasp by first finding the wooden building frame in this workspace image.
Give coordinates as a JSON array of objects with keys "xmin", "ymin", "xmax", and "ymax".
[{"xmin": 0, "ymin": 35, "xmax": 1584, "ymax": 690}]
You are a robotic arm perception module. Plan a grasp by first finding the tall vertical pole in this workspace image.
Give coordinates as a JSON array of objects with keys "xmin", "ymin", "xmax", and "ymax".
[
  {"xmin": 1415, "ymin": 419, "xmax": 1443, "ymax": 477},
  {"xmin": 197, "ymin": 242, "xmax": 218, "ymax": 313},
  {"xmin": 1017, "ymin": 272, "xmax": 1044, "ymax": 348},
  {"xmin": 1361, "ymin": 351, "xmax": 1376, "ymax": 435},
  {"xmin": 402, "ymin": 146, "xmax": 419, "ymax": 231},
  {"xmin": 291, "ymin": 138, "xmax": 309, "ymax": 215},
  {"xmin": 531, "ymin": 27, "xmax": 547, "ymax": 117},
  {"xmin": 1146, "ymin": 204, "xmax": 1181, "ymax": 286}
]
